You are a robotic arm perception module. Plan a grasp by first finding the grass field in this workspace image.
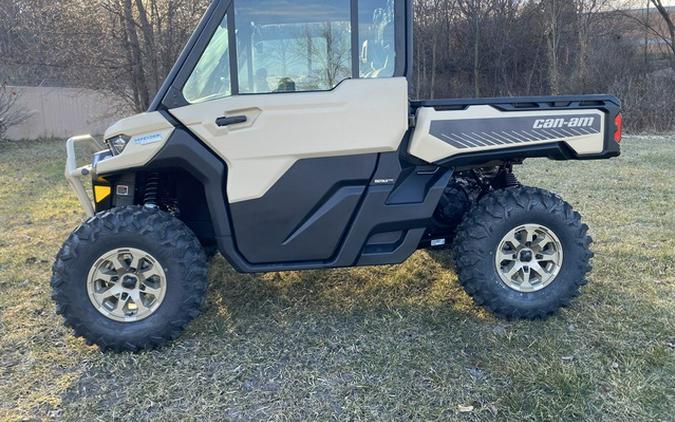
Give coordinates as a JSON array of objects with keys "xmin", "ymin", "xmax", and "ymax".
[{"xmin": 0, "ymin": 136, "xmax": 673, "ymax": 421}]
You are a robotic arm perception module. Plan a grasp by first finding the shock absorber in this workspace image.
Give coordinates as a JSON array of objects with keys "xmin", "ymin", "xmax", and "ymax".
[
  {"xmin": 503, "ymin": 163, "xmax": 521, "ymax": 188},
  {"xmin": 143, "ymin": 172, "xmax": 161, "ymax": 207},
  {"xmin": 505, "ymin": 171, "xmax": 521, "ymax": 188}
]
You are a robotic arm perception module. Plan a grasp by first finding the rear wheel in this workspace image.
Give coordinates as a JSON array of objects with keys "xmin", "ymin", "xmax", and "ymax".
[
  {"xmin": 51, "ymin": 206, "xmax": 208, "ymax": 351},
  {"xmin": 453, "ymin": 187, "xmax": 593, "ymax": 319}
]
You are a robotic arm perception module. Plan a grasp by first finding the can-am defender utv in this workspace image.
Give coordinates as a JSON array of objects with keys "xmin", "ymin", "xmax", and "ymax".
[{"xmin": 53, "ymin": 0, "xmax": 622, "ymax": 351}]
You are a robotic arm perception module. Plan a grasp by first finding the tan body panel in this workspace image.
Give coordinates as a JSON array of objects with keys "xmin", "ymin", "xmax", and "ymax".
[
  {"xmin": 97, "ymin": 112, "xmax": 174, "ymax": 175},
  {"xmin": 410, "ymin": 105, "xmax": 605, "ymax": 164},
  {"xmin": 170, "ymin": 78, "xmax": 409, "ymax": 203}
]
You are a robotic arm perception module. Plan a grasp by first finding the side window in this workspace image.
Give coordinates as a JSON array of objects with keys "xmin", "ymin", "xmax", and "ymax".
[
  {"xmin": 234, "ymin": 0, "xmax": 352, "ymax": 94},
  {"xmin": 359, "ymin": 0, "xmax": 396, "ymax": 78},
  {"xmin": 183, "ymin": 14, "xmax": 231, "ymax": 104}
]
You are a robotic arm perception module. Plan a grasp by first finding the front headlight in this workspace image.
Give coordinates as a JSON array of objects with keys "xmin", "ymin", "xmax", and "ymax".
[{"xmin": 105, "ymin": 135, "xmax": 130, "ymax": 156}]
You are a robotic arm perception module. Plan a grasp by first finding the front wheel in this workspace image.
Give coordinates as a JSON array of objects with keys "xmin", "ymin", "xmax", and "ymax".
[
  {"xmin": 51, "ymin": 206, "xmax": 208, "ymax": 351},
  {"xmin": 453, "ymin": 187, "xmax": 593, "ymax": 319}
]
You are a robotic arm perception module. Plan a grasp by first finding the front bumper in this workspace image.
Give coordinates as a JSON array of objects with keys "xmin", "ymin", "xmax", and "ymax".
[{"xmin": 65, "ymin": 135, "xmax": 105, "ymax": 217}]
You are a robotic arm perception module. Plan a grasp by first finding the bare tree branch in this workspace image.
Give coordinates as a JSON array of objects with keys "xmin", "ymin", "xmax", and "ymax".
[{"xmin": 0, "ymin": 83, "xmax": 31, "ymax": 139}]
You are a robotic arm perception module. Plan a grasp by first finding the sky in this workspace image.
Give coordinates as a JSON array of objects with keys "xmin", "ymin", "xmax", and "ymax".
[
  {"xmin": 617, "ymin": 0, "xmax": 675, "ymax": 11},
  {"xmin": 624, "ymin": 0, "xmax": 675, "ymax": 7},
  {"xmin": 643, "ymin": 0, "xmax": 675, "ymax": 6}
]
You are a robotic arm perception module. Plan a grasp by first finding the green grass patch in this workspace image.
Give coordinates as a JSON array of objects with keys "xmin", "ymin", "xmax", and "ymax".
[{"xmin": 0, "ymin": 136, "xmax": 673, "ymax": 421}]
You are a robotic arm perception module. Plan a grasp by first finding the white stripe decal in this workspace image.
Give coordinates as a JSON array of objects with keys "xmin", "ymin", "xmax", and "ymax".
[
  {"xmin": 523, "ymin": 130, "xmax": 545, "ymax": 142},
  {"xmin": 462, "ymin": 133, "xmax": 489, "ymax": 146},
  {"xmin": 541, "ymin": 129, "xmax": 562, "ymax": 140},
  {"xmin": 527, "ymin": 129, "xmax": 553, "ymax": 141},
  {"xmin": 493, "ymin": 131, "xmax": 518, "ymax": 144},
  {"xmin": 511, "ymin": 130, "xmax": 538, "ymax": 142},
  {"xmin": 470, "ymin": 132, "xmax": 497, "ymax": 146},
  {"xmin": 559, "ymin": 128, "xmax": 577, "ymax": 137},
  {"xmin": 504, "ymin": 131, "xmax": 527, "ymax": 144},
  {"xmin": 549, "ymin": 129, "xmax": 568, "ymax": 139},
  {"xmin": 483, "ymin": 132, "xmax": 507, "ymax": 144},
  {"xmin": 517, "ymin": 130, "xmax": 535, "ymax": 142},
  {"xmin": 453, "ymin": 133, "xmax": 481, "ymax": 148},
  {"xmin": 441, "ymin": 133, "xmax": 473, "ymax": 148}
]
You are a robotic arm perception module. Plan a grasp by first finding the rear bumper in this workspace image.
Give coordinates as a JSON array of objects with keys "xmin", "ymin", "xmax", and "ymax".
[{"xmin": 65, "ymin": 135, "xmax": 104, "ymax": 217}]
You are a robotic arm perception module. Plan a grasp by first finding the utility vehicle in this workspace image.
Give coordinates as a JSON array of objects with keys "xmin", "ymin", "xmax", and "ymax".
[{"xmin": 53, "ymin": 0, "xmax": 622, "ymax": 351}]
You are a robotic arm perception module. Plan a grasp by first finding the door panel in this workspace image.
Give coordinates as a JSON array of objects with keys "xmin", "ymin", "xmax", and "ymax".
[
  {"xmin": 229, "ymin": 154, "xmax": 377, "ymax": 264},
  {"xmin": 169, "ymin": 77, "xmax": 408, "ymax": 203}
]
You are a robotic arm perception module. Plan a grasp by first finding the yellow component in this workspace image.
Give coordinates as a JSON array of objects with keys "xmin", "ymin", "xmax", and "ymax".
[{"xmin": 94, "ymin": 185, "xmax": 111, "ymax": 203}]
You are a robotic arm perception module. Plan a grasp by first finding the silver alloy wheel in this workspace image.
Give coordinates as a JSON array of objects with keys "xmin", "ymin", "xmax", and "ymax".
[
  {"xmin": 495, "ymin": 224, "xmax": 564, "ymax": 293},
  {"xmin": 87, "ymin": 248, "xmax": 167, "ymax": 322}
]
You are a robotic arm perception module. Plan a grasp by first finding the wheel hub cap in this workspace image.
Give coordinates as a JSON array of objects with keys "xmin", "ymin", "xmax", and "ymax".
[
  {"xmin": 87, "ymin": 248, "xmax": 167, "ymax": 322},
  {"xmin": 122, "ymin": 275, "xmax": 138, "ymax": 289},
  {"xmin": 495, "ymin": 224, "xmax": 564, "ymax": 293}
]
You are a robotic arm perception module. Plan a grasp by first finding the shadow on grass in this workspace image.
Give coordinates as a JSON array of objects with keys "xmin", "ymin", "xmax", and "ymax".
[
  {"xmin": 194, "ymin": 245, "xmax": 673, "ymax": 343},
  {"xmin": 202, "ymin": 250, "xmax": 473, "ymax": 326}
]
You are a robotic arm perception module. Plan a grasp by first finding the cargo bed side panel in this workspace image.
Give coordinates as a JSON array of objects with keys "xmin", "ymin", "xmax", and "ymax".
[{"xmin": 410, "ymin": 105, "xmax": 608, "ymax": 164}]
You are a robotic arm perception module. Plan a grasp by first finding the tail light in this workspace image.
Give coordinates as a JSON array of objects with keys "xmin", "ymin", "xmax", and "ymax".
[{"xmin": 614, "ymin": 113, "xmax": 623, "ymax": 143}]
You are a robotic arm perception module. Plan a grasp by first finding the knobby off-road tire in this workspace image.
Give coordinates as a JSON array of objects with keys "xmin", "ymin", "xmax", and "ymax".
[
  {"xmin": 51, "ymin": 206, "xmax": 208, "ymax": 352},
  {"xmin": 453, "ymin": 187, "xmax": 593, "ymax": 319}
]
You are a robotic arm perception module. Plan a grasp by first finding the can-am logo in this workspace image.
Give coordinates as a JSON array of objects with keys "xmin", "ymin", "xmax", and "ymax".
[{"xmin": 533, "ymin": 117, "xmax": 595, "ymax": 129}]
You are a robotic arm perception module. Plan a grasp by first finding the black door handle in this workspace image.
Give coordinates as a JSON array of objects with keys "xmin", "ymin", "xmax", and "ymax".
[{"xmin": 216, "ymin": 115, "xmax": 247, "ymax": 127}]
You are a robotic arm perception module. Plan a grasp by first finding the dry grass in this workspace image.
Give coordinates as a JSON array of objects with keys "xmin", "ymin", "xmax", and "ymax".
[{"xmin": 0, "ymin": 136, "xmax": 673, "ymax": 421}]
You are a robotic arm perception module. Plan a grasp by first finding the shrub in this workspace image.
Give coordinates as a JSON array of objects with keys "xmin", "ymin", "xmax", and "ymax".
[{"xmin": 610, "ymin": 71, "xmax": 675, "ymax": 133}]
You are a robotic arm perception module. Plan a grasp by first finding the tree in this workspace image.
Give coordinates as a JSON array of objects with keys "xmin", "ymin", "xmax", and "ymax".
[
  {"xmin": 650, "ymin": 0, "xmax": 675, "ymax": 70},
  {"xmin": 97, "ymin": 0, "xmax": 210, "ymax": 111},
  {"xmin": 457, "ymin": 0, "xmax": 490, "ymax": 97},
  {"xmin": 0, "ymin": 83, "xmax": 30, "ymax": 139},
  {"xmin": 614, "ymin": 0, "xmax": 675, "ymax": 72},
  {"xmin": 573, "ymin": 0, "xmax": 611, "ymax": 91},
  {"xmin": 541, "ymin": 0, "xmax": 564, "ymax": 95}
]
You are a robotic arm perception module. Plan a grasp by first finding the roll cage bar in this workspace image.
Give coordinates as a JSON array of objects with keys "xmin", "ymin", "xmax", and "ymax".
[{"xmin": 148, "ymin": 0, "xmax": 414, "ymax": 111}]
